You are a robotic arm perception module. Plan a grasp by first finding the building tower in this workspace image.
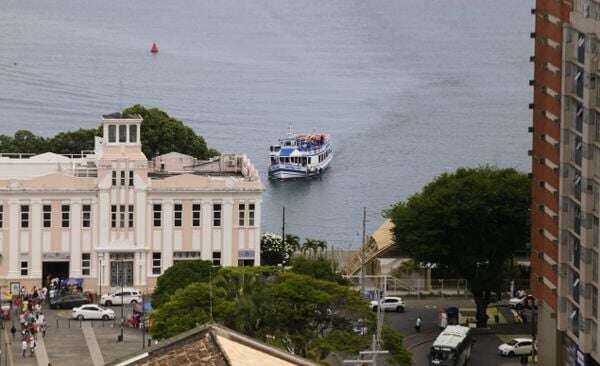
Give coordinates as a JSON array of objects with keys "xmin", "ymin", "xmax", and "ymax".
[{"xmin": 530, "ymin": 1, "xmax": 573, "ymax": 365}]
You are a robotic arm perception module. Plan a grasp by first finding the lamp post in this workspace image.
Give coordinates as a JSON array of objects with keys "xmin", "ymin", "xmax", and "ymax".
[
  {"xmin": 120, "ymin": 260, "xmax": 124, "ymax": 342},
  {"xmin": 98, "ymin": 257, "xmax": 103, "ymax": 303}
]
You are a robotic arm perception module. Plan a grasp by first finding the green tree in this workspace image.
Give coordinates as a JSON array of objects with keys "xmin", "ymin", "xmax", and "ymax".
[
  {"xmin": 289, "ymin": 256, "xmax": 348, "ymax": 285},
  {"xmin": 388, "ymin": 166, "xmax": 530, "ymax": 327},
  {"xmin": 49, "ymin": 128, "xmax": 101, "ymax": 155},
  {"xmin": 122, "ymin": 104, "xmax": 219, "ymax": 160},
  {"xmin": 150, "ymin": 282, "xmax": 237, "ymax": 339},
  {"xmin": 302, "ymin": 238, "xmax": 328, "ymax": 258},
  {"xmin": 149, "ymin": 267, "xmax": 412, "ymax": 365},
  {"xmin": 260, "ymin": 232, "xmax": 298, "ymax": 266},
  {"xmin": 151, "ymin": 260, "xmax": 214, "ymax": 308},
  {"xmin": 0, "ymin": 105, "xmax": 218, "ymax": 160}
]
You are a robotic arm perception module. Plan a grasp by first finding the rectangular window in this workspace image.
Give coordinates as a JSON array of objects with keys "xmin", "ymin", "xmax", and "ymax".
[
  {"xmin": 129, "ymin": 170, "xmax": 134, "ymax": 186},
  {"xmin": 108, "ymin": 125, "xmax": 116, "ymax": 143},
  {"xmin": 82, "ymin": 204, "xmax": 91, "ymax": 228},
  {"xmin": 20, "ymin": 261, "xmax": 28, "ymax": 276},
  {"xmin": 111, "ymin": 205, "xmax": 117, "ymax": 228},
  {"xmin": 119, "ymin": 205, "xmax": 125, "ymax": 228},
  {"xmin": 120, "ymin": 170, "xmax": 125, "ymax": 186},
  {"xmin": 112, "ymin": 171, "xmax": 117, "ymax": 186},
  {"xmin": 119, "ymin": 125, "xmax": 127, "ymax": 143},
  {"xmin": 173, "ymin": 251, "xmax": 202, "ymax": 263},
  {"xmin": 238, "ymin": 203, "xmax": 245, "ymax": 226},
  {"xmin": 212, "ymin": 251, "xmax": 221, "ymax": 266},
  {"xmin": 192, "ymin": 204, "xmax": 201, "ymax": 227},
  {"xmin": 43, "ymin": 204, "xmax": 52, "ymax": 228},
  {"xmin": 213, "ymin": 204, "xmax": 222, "ymax": 227},
  {"xmin": 128, "ymin": 205, "xmax": 134, "ymax": 228},
  {"xmin": 61, "ymin": 204, "xmax": 70, "ymax": 228},
  {"xmin": 593, "ymin": 286, "xmax": 599, "ymax": 319},
  {"xmin": 20, "ymin": 205, "xmax": 29, "ymax": 228},
  {"xmin": 129, "ymin": 124, "xmax": 137, "ymax": 143},
  {"xmin": 0, "ymin": 204, "xmax": 3, "ymax": 228},
  {"xmin": 594, "ymin": 251, "xmax": 599, "ymax": 283},
  {"xmin": 174, "ymin": 203, "xmax": 183, "ymax": 227},
  {"xmin": 152, "ymin": 252, "xmax": 161, "ymax": 275},
  {"xmin": 249, "ymin": 203, "xmax": 255, "ymax": 226},
  {"xmin": 238, "ymin": 259, "xmax": 255, "ymax": 266},
  {"xmin": 82, "ymin": 253, "xmax": 91, "ymax": 276},
  {"xmin": 153, "ymin": 204, "xmax": 162, "ymax": 227}
]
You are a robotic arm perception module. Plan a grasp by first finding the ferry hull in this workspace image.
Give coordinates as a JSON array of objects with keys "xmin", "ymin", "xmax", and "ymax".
[{"xmin": 269, "ymin": 155, "xmax": 332, "ymax": 180}]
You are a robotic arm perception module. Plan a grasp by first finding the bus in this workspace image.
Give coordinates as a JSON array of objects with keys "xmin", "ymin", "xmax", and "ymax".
[{"xmin": 428, "ymin": 325, "xmax": 473, "ymax": 366}]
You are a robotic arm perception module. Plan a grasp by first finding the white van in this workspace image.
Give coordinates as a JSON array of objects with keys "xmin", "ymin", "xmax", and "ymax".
[{"xmin": 100, "ymin": 288, "xmax": 143, "ymax": 306}]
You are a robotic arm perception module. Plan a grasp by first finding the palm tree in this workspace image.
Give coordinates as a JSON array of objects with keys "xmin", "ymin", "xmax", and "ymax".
[
  {"xmin": 316, "ymin": 240, "xmax": 327, "ymax": 256},
  {"xmin": 302, "ymin": 239, "xmax": 317, "ymax": 258}
]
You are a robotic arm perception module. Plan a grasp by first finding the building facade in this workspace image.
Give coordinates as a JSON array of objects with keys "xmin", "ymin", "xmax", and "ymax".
[
  {"xmin": 559, "ymin": 2, "xmax": 600, "ymax": 364},
  {"xmin": 530, "ymin": 1, "xmax": 573, "ymax": 365},
  {"xmin": 0, "ymin": 113, "xmax": 263, "ymax": 293}
]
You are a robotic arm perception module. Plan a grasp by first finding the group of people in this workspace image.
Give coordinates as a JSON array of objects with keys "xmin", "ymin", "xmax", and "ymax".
[{"xmin": 10, "ymin": 286, "xmax": 48, "ymax": 358}]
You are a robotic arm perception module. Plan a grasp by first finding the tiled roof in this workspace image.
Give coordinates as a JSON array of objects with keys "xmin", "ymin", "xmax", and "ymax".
[{"xmin": 108, "ymin": 323, "xmax": 318, "ymax": 366}]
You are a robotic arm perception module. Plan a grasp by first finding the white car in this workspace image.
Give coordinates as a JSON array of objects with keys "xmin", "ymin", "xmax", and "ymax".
[
  {"xmin": 509, "ymin": 294, "xmax": 534, "ymax": 309},
  {"xmin": 370, "ymin": 296, "xmax": 405, "ymax": 312},
  {"xmin": 498, "ymin": 338, "xmax": 534, "ymax": 357},
  {"xmin": 100, "ymin": 288, "xmax": 143, "ymax": 306},
  {"xmin": 72, "ymin": 304, "xmax": 115, "ymax": 320}
]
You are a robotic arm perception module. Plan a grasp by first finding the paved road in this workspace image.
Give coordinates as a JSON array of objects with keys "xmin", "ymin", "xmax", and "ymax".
[{"xmin": 384, "ymin": 298, "xmax": 528, "ymax": 366}]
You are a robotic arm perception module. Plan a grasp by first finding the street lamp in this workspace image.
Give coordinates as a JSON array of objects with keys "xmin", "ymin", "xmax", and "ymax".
[
  {"xmin": 119, "ymin": 259, "xmax": 124, "ymax": 342},
  {"xmin": 98, "ymin": 257, "xmax": 103, "ymax": 302}
]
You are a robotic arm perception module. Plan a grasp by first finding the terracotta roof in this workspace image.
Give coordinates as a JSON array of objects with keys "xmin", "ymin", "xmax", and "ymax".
[{"xmin": 108, "ymin": 323, "xmax": 318, "ymax": 366}]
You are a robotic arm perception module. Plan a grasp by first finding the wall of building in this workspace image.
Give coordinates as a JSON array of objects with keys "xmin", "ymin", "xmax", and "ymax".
[{"xmin": 531, "ymin": 1, "xmax": 574, "ymax": 364}]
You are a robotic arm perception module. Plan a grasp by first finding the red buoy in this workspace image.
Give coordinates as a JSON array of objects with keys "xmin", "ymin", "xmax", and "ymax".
[{"xmin": 150, "ymin": 43, "xmax": 159, "ymax": 54}]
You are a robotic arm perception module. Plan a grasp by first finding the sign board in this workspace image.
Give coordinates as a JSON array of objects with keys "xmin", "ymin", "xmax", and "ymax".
[
  {"xmin": 238, "ymin": 250, "xmax": 255, "ymax": 259},
  {"xmin": 42, "ymin": 252, "xmax": 70, "ymax": 261}
]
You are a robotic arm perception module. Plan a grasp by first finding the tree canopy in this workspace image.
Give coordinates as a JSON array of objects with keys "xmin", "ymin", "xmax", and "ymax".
[
  {"xmin": 151, "ymin": 260, "xmax": 214, "ymax": 308},
  {"xmin": 388, "ymin": 166, "xmax": 530, "ymax": 327},
  {"xmin": 149, "ymin": 262, "xmax": 411, "ymax": 365},
  {"xmin": 123, "ymin": 104, "xmax": 219, "ymax": 159},
  {"xmin": 260, "ymin": 232, "xmax": 300, "ymax": 266},
  {"xmin": 0, "ymin": 105, "xmax": 218, "ymax": 160}
]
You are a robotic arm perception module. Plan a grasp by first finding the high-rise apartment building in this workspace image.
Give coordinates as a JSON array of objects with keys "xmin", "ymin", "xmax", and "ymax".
[
  {"xmin": 531, "ymin": 1, "xmax": 572, "ymax": 365},
  {"xmin": 532, "ymin": 0, "xmax": 600, "ymax": 364},
  {"xmin": 0, "ymin": 113, "xmax": 263, "ymax": 293}
]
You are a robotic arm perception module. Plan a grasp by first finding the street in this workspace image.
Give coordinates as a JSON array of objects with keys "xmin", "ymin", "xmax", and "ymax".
[{"xmin": 385, "ymin": 297, "xmax": 529, "ymax": 366}]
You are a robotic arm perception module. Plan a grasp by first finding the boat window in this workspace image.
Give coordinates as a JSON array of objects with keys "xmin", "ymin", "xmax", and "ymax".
[{"xmin": 280, "ymin": 157, "xmax": 284, "ymax": 163}]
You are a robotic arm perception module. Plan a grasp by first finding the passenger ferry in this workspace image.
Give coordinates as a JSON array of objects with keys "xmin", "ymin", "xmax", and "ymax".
[{"xmin": 268, "ymin": 131, "xmax": 333, "ymax": 179}]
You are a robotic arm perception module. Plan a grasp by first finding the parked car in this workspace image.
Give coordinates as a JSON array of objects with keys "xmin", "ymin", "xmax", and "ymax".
[
  {"xmin": 100, "ymin": 288, "xmax": 142, "ymax": 306},
  {"xmin": 498, "ymin": 338, "xmax": 534, "ymax": 357},
  {"xmin": 72, "ymin": 304, "xmax": 115, "ymax": 320},
  {"xmin": 509, "ymin": 294, "xmax": 534, "ymax": 309},
  {"xmin": 50, "ymin": 293, "xmax": 89, "ymax": 309},
  {"xmin": 370, "ymin": 296, "xmax": 405, "ymax": 312}
]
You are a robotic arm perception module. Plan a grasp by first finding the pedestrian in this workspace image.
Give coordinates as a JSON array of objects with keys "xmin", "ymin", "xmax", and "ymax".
[
  {"xmin": 415, "ymin": 316, "xmax": 422, "ymax": 333},
  {"xmin": 440, "ymin": 312, "xmax": 448, "ymax": 330},
  {"xmin": 42, "ymin": 323, "xmax": 47, "ymax": 338},
  {"xmin": 10, "ymin": 324, "xmax": 16, "ymax": 339},
  {"xmin": 29, "ymin": 336, "xmax": 35, "ymax": 356},
  {"xmin": 21, "ymin": 339, "xmax": 27, "ymax": 358}
]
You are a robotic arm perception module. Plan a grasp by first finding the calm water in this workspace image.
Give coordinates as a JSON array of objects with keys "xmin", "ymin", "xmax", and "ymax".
[{"xmin": 0, "ymin": 0, "xmax": 532, "ymax": 247}]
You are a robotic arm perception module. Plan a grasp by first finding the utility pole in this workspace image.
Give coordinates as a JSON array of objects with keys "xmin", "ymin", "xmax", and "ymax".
[
  {"xmin": 361, "ymin": 207, "xmax": 367, "ymax": 295},
  {"xmin": 282, "ymin": 206, "xmax": 286, "ymax": 249}
]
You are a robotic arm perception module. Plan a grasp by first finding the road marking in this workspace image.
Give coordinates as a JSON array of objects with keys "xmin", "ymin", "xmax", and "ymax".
[{"xmin": 82, "ymin": 322, "xmax": 105, "ymax": 366}]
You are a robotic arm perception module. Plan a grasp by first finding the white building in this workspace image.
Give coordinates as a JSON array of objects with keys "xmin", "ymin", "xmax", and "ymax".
[{"xmin": 0, "ymin": 113, "xmax": 263, "ymax": 292}]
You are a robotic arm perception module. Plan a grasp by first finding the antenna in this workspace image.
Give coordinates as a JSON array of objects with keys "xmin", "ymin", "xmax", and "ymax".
[{"xmin": 118, "ymin": 79, "xmax": 124, "ymax": 112}]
